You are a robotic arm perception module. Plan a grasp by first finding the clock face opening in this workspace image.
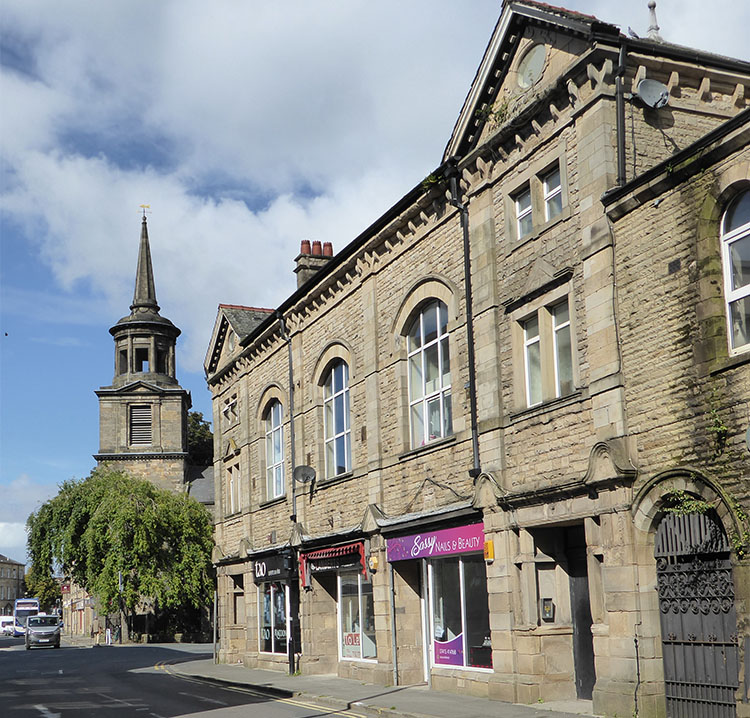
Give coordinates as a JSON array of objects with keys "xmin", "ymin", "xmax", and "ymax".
[{"xmin": 517, "ymin": 44, "xmax": 546, "ymax": 89}]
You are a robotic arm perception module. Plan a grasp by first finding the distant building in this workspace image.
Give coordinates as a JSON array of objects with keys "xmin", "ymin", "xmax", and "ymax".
[
  {"xmin": 0, "ymin": 554, "xmax": 25, "ymax": 615},
  {"xmin": 205, "ymin": 2, "xmax": 750, "ymax": 717}
]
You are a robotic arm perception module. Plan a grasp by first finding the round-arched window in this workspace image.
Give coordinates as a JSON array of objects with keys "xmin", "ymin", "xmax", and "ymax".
[{"xmin": 721, "ymin": 189, "xmax": 750, "ymax": 352}]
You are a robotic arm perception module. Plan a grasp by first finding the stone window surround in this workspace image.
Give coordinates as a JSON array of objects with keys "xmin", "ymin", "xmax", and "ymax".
[
  {"xmin": 503, "ymin": 142, "xmax": 570, "ymax": 249},
  {"xmin": 225, "ymin": 461, "xmax": 240, "ymax": 517},
  {"xmin": 391, "ymin": 277, "xmax": 460, "ymax": 455},
  {"xmin": 509, "ymin": 278, "xmax": 579, "ymax": 412}
]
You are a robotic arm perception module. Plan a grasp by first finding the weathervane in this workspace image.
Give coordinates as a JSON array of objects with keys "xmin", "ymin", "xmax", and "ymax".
[{"xmin": 139, "ymin": 204, "xmax": 151, "ymax": 218}]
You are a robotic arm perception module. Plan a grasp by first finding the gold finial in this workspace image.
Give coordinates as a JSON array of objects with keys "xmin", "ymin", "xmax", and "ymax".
[{"xmin": 139, "ymin": 204, "xmax": 151, "ymax": 218}]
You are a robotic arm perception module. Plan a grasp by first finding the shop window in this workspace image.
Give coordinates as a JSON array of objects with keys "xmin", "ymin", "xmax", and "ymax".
[
  {"xmin": 129, "ymin": 404, "xmax": 152, "ymax": 446},
  {"xmin": 259, "ymin": 581, "xmax": 288, "ymax": 655},
  {"xmin": 407, "ymin": 300, "xmax": 452, "ymax": 447},
  {"xmin": 721, "ymin": 189, "xmax": 750, "ymax": 353},
  {"xmin": 517, "ymin": 296, "xmax": 575, "ymax": 408},
  {"xmin": 338, "ymin": 572, "xmax": 376, "ymax": 661},
  {"xmin": 429, "ymin": 554, "xmax": 491, "ymax": 669},
  {"xmin": 265, "ymin": 400, "xmax": 284, "ymax": 499},
  {"xmin": 324, "ymin": 361, "xmax": 351, "ymax": 478},
  {"xmin": 231, "ymin": 574, "xmax": 245, "ymax": 625}
]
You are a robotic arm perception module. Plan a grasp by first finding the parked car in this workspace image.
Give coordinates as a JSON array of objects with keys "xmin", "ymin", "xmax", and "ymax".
[
  {"xmin": 0, "ymin": 616, "xmax": 14, "ymax": 635},
  {"xmin": 25, "ymin": 615, "xmax": 61, "ymax": 649}
]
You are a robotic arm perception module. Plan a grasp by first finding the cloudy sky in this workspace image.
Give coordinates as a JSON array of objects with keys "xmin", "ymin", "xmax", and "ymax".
[{"xmin": 1, "ymin": 0, "xmax": 747, "ymax": 567}]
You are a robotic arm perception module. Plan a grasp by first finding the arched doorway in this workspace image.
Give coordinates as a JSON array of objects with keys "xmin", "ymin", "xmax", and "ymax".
[{"xmin": 655, "ymin": 509, "xmax": 739, "ymax": 717}]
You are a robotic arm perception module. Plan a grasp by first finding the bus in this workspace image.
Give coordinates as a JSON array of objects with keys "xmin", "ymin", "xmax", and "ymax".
[{"xmin": 13, "ymin": 598, "xmax": 40, "ymax": 637}]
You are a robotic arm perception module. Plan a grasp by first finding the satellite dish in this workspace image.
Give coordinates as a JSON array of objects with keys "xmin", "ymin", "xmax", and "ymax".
[
  {"xmin": 636, "ymin": 79, "xmax": 670, "ymax": 109},
  {"xmin": 293, "ymin": 465, "xmax": 316, "ymax": 484}
]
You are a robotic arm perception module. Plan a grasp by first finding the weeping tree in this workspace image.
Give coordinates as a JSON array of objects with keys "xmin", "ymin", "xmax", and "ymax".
[{"xmin": 27, "ymin": 467, "xmax": 213, "ymax": 635}]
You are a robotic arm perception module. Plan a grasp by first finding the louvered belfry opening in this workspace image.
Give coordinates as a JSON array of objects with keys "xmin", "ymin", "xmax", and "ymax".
[
  {"xmin": 655, "ymin": 509, "xmax": 739, "ymax": 717},
  {"xmin": 129, "ymin": 404, "xmax": 152, "ymax": 446}
]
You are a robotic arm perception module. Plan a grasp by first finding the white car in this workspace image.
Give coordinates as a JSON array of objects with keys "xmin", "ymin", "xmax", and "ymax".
[{"xmin": 0, "ymin": 616, "xmax": 14, "ymax": 636}]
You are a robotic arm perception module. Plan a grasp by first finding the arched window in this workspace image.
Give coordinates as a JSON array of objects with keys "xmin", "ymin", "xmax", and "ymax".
[
  {"xmin": 324, "ymin": 361, "xmax": 350, "ymax": 478},
  {"xmin": 407, "ymin": 300, "xmax": 452, "ymax": 447},
  {"xmin": 722, "ymin": 189, "xmax": 750, "ymax": 353},
  {"xmin": 265, "ymin": 400, "xmax": 284, "ymax": 499}
]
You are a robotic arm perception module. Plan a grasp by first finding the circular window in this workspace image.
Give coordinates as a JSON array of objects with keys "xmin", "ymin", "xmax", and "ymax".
[{"xmin": 517, "ymin": 44, "xmax": 546, "ymax": 89}]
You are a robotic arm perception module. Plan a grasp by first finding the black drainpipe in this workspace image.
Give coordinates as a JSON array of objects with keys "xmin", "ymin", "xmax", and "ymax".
[
  {"xmin": 277, "ymin": 310, "xmax": 299, "ymax": 675},
  {"xmin": 615, "ymin": 40, "xmax": 628, "ymax": 186},
  {"xmin": 445, "ymin": 157, "xmax": 481, "ymax": 478}
]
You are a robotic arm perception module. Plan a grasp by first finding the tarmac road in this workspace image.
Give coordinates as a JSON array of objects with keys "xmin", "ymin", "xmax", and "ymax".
[{"xmin": 0, "ymin": 636, "xmax": 363, "ymax": 718}]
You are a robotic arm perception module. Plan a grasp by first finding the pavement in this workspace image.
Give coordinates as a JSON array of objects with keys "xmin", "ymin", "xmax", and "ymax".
[{"xmin": 62, "ymin": 634, "xmax": 597, "ymax": 718}]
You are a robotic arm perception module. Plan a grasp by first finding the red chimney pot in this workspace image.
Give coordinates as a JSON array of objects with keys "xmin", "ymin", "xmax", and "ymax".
[
  {"xmin": 300, "ymin": 239, "xmax": 311, "ymax": 255},
  {"xmin": 323, "ymin": 242, "xmax": 333, "ymax": 257},
  {"xmin": 312, "ymin": 240, "xmax": 322, "ymax": 256}
]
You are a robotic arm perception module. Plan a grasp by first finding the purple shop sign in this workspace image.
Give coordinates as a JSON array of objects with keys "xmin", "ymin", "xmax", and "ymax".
[
  {"xmin": 434, "ymin": 633, "xmax": 464, "ymax": 666},
  {"xmin": 386, "ymin": 523, "xmax": 484, "ymax": 562}
]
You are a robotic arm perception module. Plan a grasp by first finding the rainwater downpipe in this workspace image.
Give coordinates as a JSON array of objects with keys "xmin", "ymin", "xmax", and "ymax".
[
  {"xmin": 389, "ymin": 563, "xmax": 399, "ymax": 686},
  {"xmin": 615, "ymin": 41, "xmax": 628, "ymax": 187},
  {"xmin": 277, "ymin": 311, "xmax": 298, "ymax": 676},
  {"xmin": 445, "ymin": 157, "xmax": 481, "ymax": 478}
]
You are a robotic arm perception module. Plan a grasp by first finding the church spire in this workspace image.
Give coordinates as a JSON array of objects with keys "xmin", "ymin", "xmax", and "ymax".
[{"xmin": 131, "ymin": 215, "xmax": 160, "ymax": 314}]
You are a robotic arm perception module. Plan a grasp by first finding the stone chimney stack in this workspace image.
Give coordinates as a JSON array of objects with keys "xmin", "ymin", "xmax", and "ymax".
[{"xmin": 294, "ymin": 240, "xmax": 334, "ymax": 288}]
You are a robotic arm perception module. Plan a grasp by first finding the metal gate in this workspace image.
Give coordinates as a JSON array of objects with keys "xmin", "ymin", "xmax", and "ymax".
[{"xmin": 655, "ymin": 510, "xmax": 739, "ymax": 717}]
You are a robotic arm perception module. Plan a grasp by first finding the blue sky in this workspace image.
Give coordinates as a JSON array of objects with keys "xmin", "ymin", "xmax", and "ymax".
[{"xmin": 1, "ymin": 0, "xmax": 748, "ymax": 567}]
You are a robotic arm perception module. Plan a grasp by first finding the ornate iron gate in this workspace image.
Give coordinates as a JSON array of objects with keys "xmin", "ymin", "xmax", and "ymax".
[{"xmin": 655, "ymin": 511, "xmax": 739, "ymax": 717}]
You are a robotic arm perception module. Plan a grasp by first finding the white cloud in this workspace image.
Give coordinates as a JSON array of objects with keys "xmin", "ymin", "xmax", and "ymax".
[
  {"xmin": 0, "ymin": 524, "xmax": 28, "ymax": 565},
  {"xmin": 0, "ymin": 475, "xmax": 57, "ymax": 526},
  {"xmin": 1, "ymin": 0, "xmax": 748, "ymax": 379}
]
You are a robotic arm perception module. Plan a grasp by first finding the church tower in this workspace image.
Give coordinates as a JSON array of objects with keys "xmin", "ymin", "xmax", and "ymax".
[{"xmin": 95, "ymin": 216, "xmax": 191, "ymax": 492}]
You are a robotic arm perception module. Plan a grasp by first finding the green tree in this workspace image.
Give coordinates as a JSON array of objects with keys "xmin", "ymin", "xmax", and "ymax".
[
  {"xmin": 24, "ymin": 568, "xmax": 61, "ymax": 612},
  {"xmin": 187, "ymin": 411, "xmax": 213, "ymax": 466},
  {"xmin": 26, "ymin": 467, "xmax": 213, "ymax": 619}
]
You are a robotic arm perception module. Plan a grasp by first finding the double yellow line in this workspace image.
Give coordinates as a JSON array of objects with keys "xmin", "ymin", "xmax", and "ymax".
[{"xmin": 154, "ymin": 661, "xmax": 367, "ymax": 718}]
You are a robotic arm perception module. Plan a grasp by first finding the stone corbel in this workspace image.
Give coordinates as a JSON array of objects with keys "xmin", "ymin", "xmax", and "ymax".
[
  {"xmin": 471, "ymin": 471, "xmax": 507, "ymax": 510},
  {"xmin": 582, "ymin": 438, "xmax": 637, "ymax": 488},
  {"xmin": 238, "ymin": 537, "xmax": 252, "ymax": 559},
  {"xmin": 360, "ymin": 503, "xmax": 387, "ymax": 534},
  {"xmin": 289, "ymin": 521, "xmax": 307, "ymax": 547}
]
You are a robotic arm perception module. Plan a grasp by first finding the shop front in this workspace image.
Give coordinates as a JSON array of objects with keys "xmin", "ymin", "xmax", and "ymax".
[
  {"xmin": 299, "ymin": 541, "xmax": 378, "ymax": 669},
  {"xmin": 386, "ymin": 522, "xmax": 492, "ymax": 682},
  {"xmin": 252, "ymin": 550, "xmax": 298, "ymax": 670}
]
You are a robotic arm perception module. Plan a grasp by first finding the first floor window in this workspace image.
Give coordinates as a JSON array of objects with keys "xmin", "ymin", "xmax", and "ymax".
[
  {"xmin": 429, "ymin": 555, "xmax": 492, "ymax": 669},
  {"xmin": 324, "ymin": 361, "xmax": 351, "ymax": 478},
  {"xmin": 542, "ymin": 164, "xmax": 563, "ymax": 221},
  {"xmin": 226, "ymin": 464, "xmax": 239, "ymax": 515},
  {"xmin": 231, "ymin": 574, "xmax": 245, "ymax": 625},
  {"xmin": 338, "ymin": 572, "xmax": 376, "ymax": 660},
  {"xmin": 408, "ymin": 300, "xmax": 452, "ymax": 447},
  {"xmin": 265, "ymin": 400, "xmax": 284, "ymax": 499},
  {"xmin": 515, "ymin": 186, "xmax": 533, "ymax": 238},
  {"xmin": 260, "ymin": 582, "xmax": 288, "ymax": 654},
  {"xmin": 721, "ymin": 189, "xmax": 750, "ymax": 352}
]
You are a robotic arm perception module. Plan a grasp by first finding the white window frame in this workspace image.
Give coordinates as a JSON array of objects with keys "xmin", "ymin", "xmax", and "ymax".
[
  {"xmin": 337, "ymin": 572, "xmax": 377, "ymax": 662},
  {"xmin": 552, "ymin": 300, "xmax": 572, "ymax": 398},
  {"xmin": 542, "ymin": 164, "xmax": 562, "ymax": 221},
  {"xmin": 258, "ymin": 581, "xmax": 290, "ymax": 655},
  {"xmin": 523, "ymin": 314, "xmax": 542, "ymax": 407},
  {"xmin": 721, "ymin": 190, "xmax": 750, "ymax": 354},
  {"xmin": 514, "ymin": 186, "xmax": 533, "ymax": 238},
  {"xmin": 407, "ymin": 300, "xmax": 452, "ymax": 448},
  {"xmin": 265, "ymin": 400, "xmax": 285, "ymax": 500},
  {"xmin": 222, "ymin": 393, "xmax": 238, "ymax": 423},
  {"xmin": 324, "ymin": 361, "xmax": 351, "ymax": 478},
  {"xmin": 129, "ymin": 404, "xmax": 152, "ymax": 446}
]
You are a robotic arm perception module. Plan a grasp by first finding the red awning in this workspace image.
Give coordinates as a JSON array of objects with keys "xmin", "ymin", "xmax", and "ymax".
[{"xmin": 299, "ymin": 541, "xmax": 366, "ymax": 588}]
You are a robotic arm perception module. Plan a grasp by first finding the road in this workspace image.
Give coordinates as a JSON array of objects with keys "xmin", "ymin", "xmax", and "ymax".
[{"xmin": 0, "ymin": 635, "xmax": 361, "ymax": 718}]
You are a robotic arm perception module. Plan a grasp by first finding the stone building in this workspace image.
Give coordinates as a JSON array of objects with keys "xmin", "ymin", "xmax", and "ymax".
[
  {"xmin": 95, "ymin": 215, "xmax": 192, "ymax": 492},
  {"xmin": 205, "ymin": 2, "xmax": 750, "ymax": 716},
  {"xmin": 0, "ymin": 554, "xmax": 25, "ymax": 615}
]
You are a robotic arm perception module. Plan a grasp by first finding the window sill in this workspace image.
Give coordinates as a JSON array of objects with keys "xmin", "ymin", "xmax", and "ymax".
[
  {"xmin": 398, "ymin": 435, "xmax": 456, "ymax": 461},
  {"xmin": 507, "ymin": 390, "xmax": 583, "ymax": 424},
  {"xmin": 708, "ymin": 350, "xmax": 750, "ymax": 376},
  {"xmin": 339, "ymin": 656, "xmax": 378, "ymax": 664},
  {"xmin": 224, "ymin": 511, "xmax": 242, "ymax": 520},
  {"xmin": 318, "ymin": 470, "xmax": 355, "ymax": 488},
  {"xmin": 258, "ymin": 495, "xmax": 286, "ymax": 509}
]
